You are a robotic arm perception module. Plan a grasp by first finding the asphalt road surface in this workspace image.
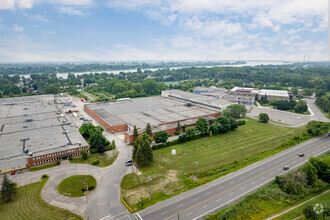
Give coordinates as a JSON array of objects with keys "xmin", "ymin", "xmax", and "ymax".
[{"xmin": 136, "ymin": 135, "xmax": 329, "ymax": 220}]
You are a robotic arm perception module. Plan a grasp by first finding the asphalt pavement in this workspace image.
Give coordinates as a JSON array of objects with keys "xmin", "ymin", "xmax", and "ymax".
[{"xmin": 137, "ymin": 135, "xmax": 330, "ymax": 220}]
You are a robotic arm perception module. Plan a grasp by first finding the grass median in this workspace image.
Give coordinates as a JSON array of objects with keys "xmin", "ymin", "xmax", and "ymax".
[
  {"xmin": 57, "ymin": 175, "xmax": 97, "ymax": 197},
  {"xmin": 121, "ymin": 118, "xmax": 304, "ymax": 212},
  {"xmin": 0, "ymin": 176, "xmax": 82, "ymax": 220}
]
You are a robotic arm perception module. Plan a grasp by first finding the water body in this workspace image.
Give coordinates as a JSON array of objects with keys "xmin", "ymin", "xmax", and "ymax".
[{"xmin": 15, "ymin": 61, "xmax": 289, "ymax": 79}]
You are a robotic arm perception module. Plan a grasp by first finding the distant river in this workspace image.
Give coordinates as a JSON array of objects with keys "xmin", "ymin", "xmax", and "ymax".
[{"xmin": 13, "ymin": 61, "xmax": 289, "ymax": 79}]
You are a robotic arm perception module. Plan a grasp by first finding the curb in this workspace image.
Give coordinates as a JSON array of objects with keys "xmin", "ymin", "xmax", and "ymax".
[{"xmin": 121, "ymin": 197, "xmax": 133, "ymax": 213}]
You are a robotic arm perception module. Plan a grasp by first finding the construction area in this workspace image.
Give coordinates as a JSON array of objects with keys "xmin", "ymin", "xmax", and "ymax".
[
  {"xmin": 84, "ymin": 94, "xmax": 221, "ymax": 143},
  {"xmin": 0, "ymin": 95, "xmax": 89, "ymax": 173}
]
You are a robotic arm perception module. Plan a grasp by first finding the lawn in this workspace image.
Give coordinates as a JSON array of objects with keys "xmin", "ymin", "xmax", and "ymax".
[
  {"xmin": 275, "ymin": 190, "xmax": 330, "ymax": 220},
  {"xmin": 29, "ymin": 162, "xmax": 59, "ymax": 172},
  {"xmin": 0, "ymin": 177, "xmax": 82, "ymax": 220},
  {"xmin": 121, "ymin": 118, "xmax": 302, "ymax": 211},
  {"xmin": 70, "ymin": 150, "xmax": 118, "ymax": 167},
  {"xmin": 57, "ymin": 175, "xmax": 97, "ymax": 197}
]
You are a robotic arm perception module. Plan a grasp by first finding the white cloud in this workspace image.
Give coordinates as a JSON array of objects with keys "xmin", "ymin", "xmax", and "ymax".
[
  {"xmin": 43, "ymin": 31, "xmax": 56, "ymax": 35},
  {"xmin": 0, "ymin": 0, "xmax": 16, "ymax": 10},
  {"xmin": 13, "ymin": 24, "xmax": 24, "ymax": 32}
]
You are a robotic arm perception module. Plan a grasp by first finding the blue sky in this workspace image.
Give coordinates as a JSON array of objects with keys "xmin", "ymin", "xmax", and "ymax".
[{"xmin": 0, "ymin": 0, "xmax": 328, "ymax": 62}]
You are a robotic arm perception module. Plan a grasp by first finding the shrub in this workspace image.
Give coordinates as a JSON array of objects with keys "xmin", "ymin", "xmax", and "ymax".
[
  {"xmin": 237, "ymin": 120, "xmax": 246, "ymax": 126},
  {"xmin": 88, "ymin": 185, "xmax": 95, "ymax": 190},
  {"xmin": 259, "ymin": 113, "xmax": 269, "ymax": 123},
  {"xmin": 68, "ymin": 156, "xmax": 73, "ymax": 161},
  {"xmin": 303, "ymin": 205, "xmax": 317, "ymax": 219},
  {"xmin": 90, "ymin": 149, "xmax": 98, "ymax": 154},
  {"xmin": 42, "ymin": 174, "xmax": 48, "ymax": 178},
  {"xmin": 92, "ymin": 159, "xmax": 99, "ymax": 165},
  {"xmin": 174, "ymin": 131, "xmax": 180, "ymax": 135},
  {"xmin": 56, "ymin": 160, "xmax": 60, "ymax": 165},
  {"xmin": 81, "ymin": 150, "xmax": 88, "ymax": 160}
]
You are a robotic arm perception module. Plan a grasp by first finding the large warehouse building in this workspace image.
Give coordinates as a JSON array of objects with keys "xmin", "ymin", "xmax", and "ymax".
[
  {"xmin": 85, "ymin": 95, "xmax": 221, "ymax": 143},
  {"xmin": 0, "ymin": 95, "xmax": 89, "ymax": 173}
]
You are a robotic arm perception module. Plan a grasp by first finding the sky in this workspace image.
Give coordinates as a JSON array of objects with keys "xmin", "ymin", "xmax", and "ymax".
[{"xmin": 0, "ymin": 0, "xmax": 328, "ymax": 62}]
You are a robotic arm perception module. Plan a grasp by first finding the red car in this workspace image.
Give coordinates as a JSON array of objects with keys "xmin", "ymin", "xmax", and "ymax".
[
  {"xmin": 11, "ymin": 171, "xmax": 15, "ymax": 175},
  {"xmin": 299, "ymin": 153, "xmax": 305, "ymax": 157}
]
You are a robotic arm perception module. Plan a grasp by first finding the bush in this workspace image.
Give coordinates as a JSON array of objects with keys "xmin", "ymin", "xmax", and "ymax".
[
  {"xmin": 92, "ymin": 159, "xmax": 99, "ymax": 165},
  {"xmin": 68, "ymin": 156, "xmax": 73, "ymax": 161},
  {"xmin": 90, "ymin": 149, "xmax": 98, "ymax": 154},
  {"xmin": 88, "ymin": 185, "xmax": 95, "ymax": 190},
  {"xmin": 174, "ymin": 131, "xmax": 180, "ymax": 135},
  {"xmin": 259, "ymin": 113, "xmax": 269, "ymax": 123},
  {"xmin": 237, "ymin": 120, "xmax": 246, "ymax": 126},
  {"xmin": 56, "ymin": 160, "xmax": 60, "ymax": 165},
  {"xmin": 42, "ymin": 174, "xmax": 48, "ymax": 178},
  {"xmin": 81, "ymin": 150, "xmax": 88, "ymax": 160},
  {"xmin": 303, "ymin": 205, "xmax": 317, "ymax": 219}
]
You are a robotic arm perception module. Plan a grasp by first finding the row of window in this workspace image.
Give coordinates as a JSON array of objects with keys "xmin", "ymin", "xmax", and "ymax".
[
  {"xmin": 32, "ymin": 152, "xmax": 82, "ymax": 166},
  {"xmin": 32, "ymin": 146, "xmax": 89, "ymax": 161}
]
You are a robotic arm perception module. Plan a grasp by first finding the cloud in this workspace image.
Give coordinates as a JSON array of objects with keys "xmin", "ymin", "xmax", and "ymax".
[
  {"xmin": 13, "ymin": 24, "xmax": 24, "ymax": 32},
  {"xmin": 43, "ymin": 31, "xmax": 56, "ymax": 35}
]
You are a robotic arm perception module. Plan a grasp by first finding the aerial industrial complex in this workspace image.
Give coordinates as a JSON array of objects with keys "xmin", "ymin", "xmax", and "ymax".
[
  {"xmin": 85, "ymin": 87, "xmax": 292, "ymax": 143},
  {"xmin": 0, "ymin": 95, "xmax": 89, "ymax": 173}
]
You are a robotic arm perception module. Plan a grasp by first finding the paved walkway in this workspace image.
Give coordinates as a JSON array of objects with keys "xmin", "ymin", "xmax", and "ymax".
[{"xmin": 267, "ymin": 189, "xmax": 330, "ymax": 220}]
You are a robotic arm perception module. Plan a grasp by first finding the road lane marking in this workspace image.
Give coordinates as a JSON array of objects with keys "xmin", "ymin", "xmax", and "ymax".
[
  {"xmin": 241, "ymin": 187, "xmax": 245, "ymax": 190},
  {"xmin": 218, "ymin": 186, "xmax": 223, "ymax": 190},
  {"xmin": 229, "ymin": 192, "xmax": 234, "ymax": 196},
  {"xmin": 187, "ymin": 212, "xmax": 193, "ymax": 216},
  {"xmin": 202, "ymin": 205, "xmax": 208, "ymax": 209},
  {"xmin": 161, "ymin": 211, "xmax": 168, "ymax": 215},
  {"xmin": 251, "ymin": 182, "xmax": 255, "ymax": 185},
  {"xmin": 206, "ymin": 192, "xmax": 211, "ymax": 195},
  {"xmin": 241, "ymin": 176, "xmax": 245, "ymax": 179},
  {"xmin": 178, "ymin": 204, "xmax": 183, "ymax": 208},
  {"xmin": 192, "ymin": 198, "xmax": 198, "ymax": 201},
  {"xmin": 217, "ymin": 198, "xmax": 222, "ymax": 202},
  {"xmin": 162, "ymin": 140, "xmax": 329, "ymax": 220},
  {"xmin": 230, "ymin": 181, "xmax": 234, "ymax": 184}
]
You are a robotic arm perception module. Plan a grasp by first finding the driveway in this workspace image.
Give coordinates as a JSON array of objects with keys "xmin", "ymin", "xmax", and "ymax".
[{"xmin": 247, "ymin": 98, "xmax": 330, "ymax": 127}]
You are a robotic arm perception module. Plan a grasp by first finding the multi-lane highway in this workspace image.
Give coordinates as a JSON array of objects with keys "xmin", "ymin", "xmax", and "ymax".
[{"xmin": 136, "ymin": 135, "xmax": 329, "ymax": 220}]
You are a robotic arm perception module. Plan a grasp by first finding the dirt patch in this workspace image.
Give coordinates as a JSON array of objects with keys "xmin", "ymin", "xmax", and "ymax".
[{"xmin": 123, "ymin": 170, "xmax": 180, "ymax": 205}]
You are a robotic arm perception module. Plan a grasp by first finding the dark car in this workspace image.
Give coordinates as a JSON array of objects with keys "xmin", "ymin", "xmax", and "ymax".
[
  {"xmin": 299, "ymin": 153, "xmax": 304, "ymax": 157},
  {"xmin": 125, "ymin": 160, "xmax": 133, "ymax": 166},
  {"xmin": 283, "ymin": 166, "xmax": 289, "ymax": 170}
]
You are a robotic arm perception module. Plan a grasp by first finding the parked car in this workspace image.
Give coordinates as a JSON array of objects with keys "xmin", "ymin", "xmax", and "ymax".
[
  {"xmin": 17, "ymin": 170, "xmax": 22, "ymax": 174},
  {"xmin": 283, "ymin": 166, "xmax": 289, "ymax": 170},
  {"xmin": 11, "ymin": 171, "xmax": 15, "ymax": 175},
  {"xmin": 299, "ymin": 153, "xmax": 304, "ymax": 157},
  {"xmin": 125, "ymin": 160, "xmax": 133, "ymax": 166}
]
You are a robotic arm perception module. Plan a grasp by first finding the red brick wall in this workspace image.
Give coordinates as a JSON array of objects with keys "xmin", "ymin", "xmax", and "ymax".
[
  {"xmin": 84, "ymin": 105, "xmax": 127, "ymax": 133},
  {"xmin": 28, "ymin": 145, "xmax": 90, "ymax": 168}
]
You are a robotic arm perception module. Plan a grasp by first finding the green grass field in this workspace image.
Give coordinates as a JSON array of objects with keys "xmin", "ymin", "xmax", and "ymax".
[
  {"xmin": 0, "ymin": 177, "xmax": 82, "ymax": 220},
  {"xmin": 275, "ymin": 190, "xmax": 330, "ymax": 220},
  {"xmin": 121, "ymin": 118, "xmax": 303, "ymax": 211},
  {"xmin": 70, "ymin": 150, "xmax": 118, "ymax": 167},
  {"xmin": 29, "ymin": 162, "xmax": 59, "ymax": 172},
  {"xmin": 57, "ymin": 175, "xmax": 97, "ymax": 197}
]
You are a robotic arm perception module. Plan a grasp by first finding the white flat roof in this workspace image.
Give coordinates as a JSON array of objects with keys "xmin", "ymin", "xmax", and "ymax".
[{"xmin": 259, "ymin": 89, "xmax": 289, "ymax": 97}]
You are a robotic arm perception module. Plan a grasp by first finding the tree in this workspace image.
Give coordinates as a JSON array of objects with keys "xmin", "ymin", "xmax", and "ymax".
[
  {"xmin": 196, "ymin": 118, "xmax": 209, "ymax": 135},
  {"xmin": 133, "ymin": 125, "xmax": 138, "ymax": 139},
  {"xmin": 97, "ymin": 144, "xmax": 106, "ymax": 154},
  {"xmin": 89, "ymin": 132, "xmax": 110, "ymax": 149},
  {"xmin": 216, "ymin": 116, "xmax": 231, "ymax": 132},
  {"xmin": 44, "ymin": 84, "xmax": 60, "ymax": 94},
  {"xmin": 1, "ymin": 174, "xmax": 17, "ymax": 202},
  {"xmin": 154, "ymin": 131, "xmax": 169, "ymax": 145},
  {"xmin": 228, "ymin": 117, "xmax": 238, "ymax": 130},
  {"xmin": 259, "ymin": 113, "xmax": 269, "ymax": 123},
  {"xmin": 294, "ymin": 100, "xmax": 308, "ymax": 113},
  {"xmin": 226, "ymin": 104, "xmax": 247, "ymax": 118},
  {"xmin": 306, "ymin": 121, "xmax": 330, "ymax": 136},
  {"xmin": 210, "ymin": 122, "xmax": 221, "ymax": 134},
  {"xmin": 185, "ymin": 127, "xmax": 197, "ymax": 139},
  {"xmin": 315, "ymin": 89, "xmax": 326, "ymax": 98},
  {"xmin": 259, "ymin": 95, "xmax": 268, "ymax": 104},
  {"xmin": 135, "ymin": 133, "xmax": 153, "ymax": 167},
  {"xmin": 301, "ymin": 162, "xmax": 318, "ymax": 186},
  {"xmin": 309, "ymin": 157, "xmax": 329, "ymax": 183},
  {"xmin": 304, "ymin": 89, "xmax": 313, "ymax": 97},
  {"xmin": 292, "ymin": 87, "xmax": 298, "ymax": 96},
  {"xmin": 111, "ymin": 140, "xmax": 116, "ymax": 149},
  {"xmin": 145, "ymin": 123, "xmax": 152, "ymax": 137},
  {"xmin": 177, "ymin": 121, "xmax": 181, "ymax": 131},
  {"xmin": 222, "ymin": 109, "xmax": 231, "ymax": 117},
  {"xmin": 81, "ymin": 150, "xmax": 88, "ymax": 160}
]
